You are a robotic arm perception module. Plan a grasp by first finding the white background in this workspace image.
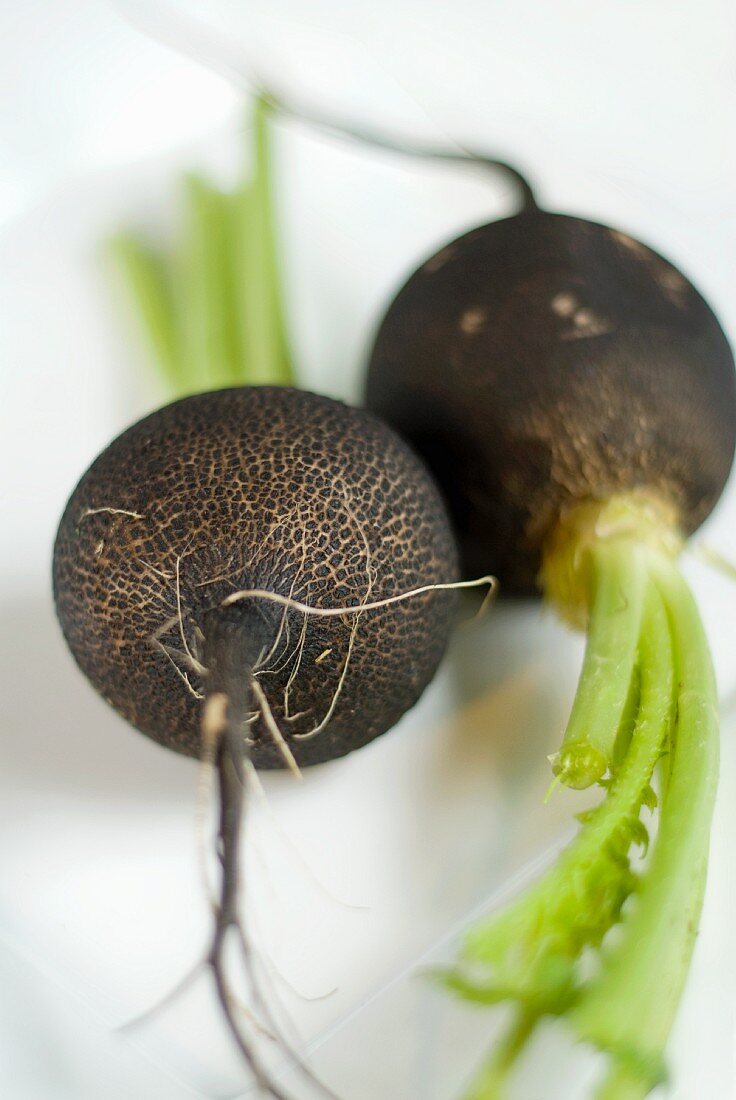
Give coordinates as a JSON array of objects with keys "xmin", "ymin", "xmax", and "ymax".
[{"xmin": 1, "ymin": 2, "xmax": 735, "ymax": 1098}]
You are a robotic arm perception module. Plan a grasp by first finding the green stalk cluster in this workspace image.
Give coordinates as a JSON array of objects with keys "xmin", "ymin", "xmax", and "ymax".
[
  {"xmin": 440, "ymin": 494, "xmax": 719, "ymax": 1099},
  {"xmin": 109, "ymin": 96, "xmax": 293, "ymax": 398}
]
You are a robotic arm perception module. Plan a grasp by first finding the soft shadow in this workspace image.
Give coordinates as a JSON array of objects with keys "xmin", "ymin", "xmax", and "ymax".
[
  {"xmin": 438, "ymin": 592, "xmax": 583, "ymax": 791},
  {"xmin": 389, "ymin": 591, "xmax": 592, "ymax": 964}
]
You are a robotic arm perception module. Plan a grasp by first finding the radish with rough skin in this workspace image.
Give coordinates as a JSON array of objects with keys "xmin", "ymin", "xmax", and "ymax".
[
  {"xmin": 367, "ymin": 196, "xmax": 736, "ymax": 1096},
  {"xmin": 53, "ymin": 384, "xmax": 462, "ymax": 1095}
]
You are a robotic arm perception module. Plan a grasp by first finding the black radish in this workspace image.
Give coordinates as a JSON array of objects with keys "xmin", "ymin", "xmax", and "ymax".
[
  {"xmin": 367, "ymin": 200, "xmax": 736, "ymax": 1097},
  {"xmin": 53, "ymin": 385, "xmax": 461, "ymax": 1094},
  {"xmin": 54, "ymin": 386, "xmax": 459, "ymax": 767}
]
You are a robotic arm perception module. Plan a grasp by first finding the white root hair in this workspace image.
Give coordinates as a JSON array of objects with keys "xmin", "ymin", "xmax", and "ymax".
[
  {"xmin": 250, "ymin": 677, "xmax": 302, "ymax": 778},
  {"xmin": 293, "ymin": 490, "xmax": 377, "ymax": 741},
  {"xmin": 283, "ymin": 599, "xmax": 310, "ymax": 720},
  {"xmin": 78, "ymin": 506, "xmax": 146, "ymax": 522},
  {"xmin": 222, "ymin": 574, "xmax": 497, "ymax": 619}
]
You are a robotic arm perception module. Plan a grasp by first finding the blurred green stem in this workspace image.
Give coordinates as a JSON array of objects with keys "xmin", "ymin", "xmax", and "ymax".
[{"xmin": 109, "ymin": 95, "xmax": 294, "ymax": 398}]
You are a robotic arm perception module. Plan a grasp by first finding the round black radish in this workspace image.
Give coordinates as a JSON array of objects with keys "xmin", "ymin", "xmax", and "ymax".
[
  {"xmin": 53, "ymin": 386, "xmax": 458, "ymax": 768},
  {"xmin": 366, "ymin": 211, "xmax": 736, "ymax": 591}
]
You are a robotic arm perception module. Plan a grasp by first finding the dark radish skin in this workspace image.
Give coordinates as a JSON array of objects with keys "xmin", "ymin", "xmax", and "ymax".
[
  {"xmin": 54, "ymin": 386, "xmax": 458, "ymax": 768},
  {"xmin": 53, "ymin": 385, "xmax": 459, "ymax": 1096},
  {"xmin": 367, "ymin": 204, "xmax": 736, "ymax": 1097},
  {"xmin": 367, "ymin": 211, "xmax": 736, "ymax": 590}
]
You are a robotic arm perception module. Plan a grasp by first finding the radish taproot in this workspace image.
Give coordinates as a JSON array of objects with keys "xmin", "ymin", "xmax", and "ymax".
[
  {"xmin": 367, "ymin": 208, "xmax": 736, "ymax": 1095},
  {"xmin": 53, "ymin": 384, "xmax": 462, "ymax": 1093}
]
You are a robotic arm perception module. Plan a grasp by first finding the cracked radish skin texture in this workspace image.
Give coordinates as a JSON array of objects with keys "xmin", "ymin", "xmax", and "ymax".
[{"xmin": 53, "ymin": 385, "xmax": 459, "ymax": 769}]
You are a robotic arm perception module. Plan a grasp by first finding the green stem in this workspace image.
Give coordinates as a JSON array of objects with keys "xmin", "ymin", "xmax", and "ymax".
[
  {"xmin": 108, "ymin": 95, "xmax": 294, "ymax": 399},
  {"xmin": 552, "ymin": 542, "xmax": 648, "ymax": 787},
  {"xmin": 443, "ymin": 495, "xmax": 717, "ymax": 1100},
  {"xmin": 108, "ymin": 234, "xmax": 181, "ymax": 391},
  {"xmin": 232, "ymin": 96, "xmax": 294, "ymax": 386},
  {"xmin": 595, "ymin": 1062, "xmax": 653, "ymax": 1100},
  {"xmin": 463, "ymin": 1011, "xmax": 537, "ymax": 1100},
  {"xmin": 456, "ymin": 579, "xmax": 669, "ymax": 987},
  {"xmin": 178, "ymin": 174, "xmax": 238, "ymax": 391},
  {"xmin": 571, "ymin": 557, "xmax": 718, "ymax": 1096}
]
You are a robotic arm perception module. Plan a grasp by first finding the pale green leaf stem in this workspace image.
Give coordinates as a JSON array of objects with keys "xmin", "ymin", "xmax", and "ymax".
[
  {"xmin": 572, "ymin": 558, "xmax": 718, "ymax": 1097},
  {"xmin": 108, "ymin": 95, "xmax": 294, "ymax": 399},
  {"xmin": 442, "ymin": 496, "xmax": 719, "ymax": 1100},
  {"xmin": 551, "ymin": 541, "xmax": 648, "ymax": 788},
  {"xmin": 108, "ymin": 233, "xmax": 182, "ymax": 391}
]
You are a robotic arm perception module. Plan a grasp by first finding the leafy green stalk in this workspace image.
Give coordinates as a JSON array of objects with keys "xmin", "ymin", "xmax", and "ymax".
[
  {"xmin": 178, "ymin": 173, "xmax": 239, "ymax": 391},
  {"xmin": 463, "ymin": 1011, "xmax": 537, "ymax": 1100},
  {"xmin": 108, "ymin": 95, "xmax": 294, "ymax": 398},
  {"xmin": 108, "ymin": 234, "xmax": 182, "ymax": 391},
  {"xmin": 571, "ymin": 559, "xmax": 718, "ymax": 1097},
  {"xmin": 550, "ymin": 541, "xmax": 648, "ymax": 787},
  {"xmin": 442, "ymin": 576, "xmax": 671, "ymax": 1095},
  {"xmin": 232, "ymin": 95, "xmax": 293, "ymax": 385},
  {"xmin": 442, "ymin": 495, "xmax": 718, "ymax": 1100}
]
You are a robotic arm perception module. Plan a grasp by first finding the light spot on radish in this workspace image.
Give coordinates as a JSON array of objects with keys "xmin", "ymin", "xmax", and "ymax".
[
  {"xmin": 573, "ymin": 309, "xmax": 596, "ymax": 328},
  {"xmin": 424, "ymin": 243, "xmax": 457, "ymax": 273},
  {"xmin": 460, "ymin": 307, "xmax": 487, "ymax": 335},
  {"xmin": 609, "ymin": 229, "xmax": 648, "ymax": 257},
  {"xmin": 551, "ymin": 292, "xmax": 578, "ymax": 318},
  {"xmin": 611, "ymin": 229, "xmax": 689, "ymax": 308},
  {"xmin": 657, "ymin": 267, "xmax": 688, "ymax": 307},
  {"xmin": 561, "ymin": 306, "xmax": 613, "ymax": 340}
]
